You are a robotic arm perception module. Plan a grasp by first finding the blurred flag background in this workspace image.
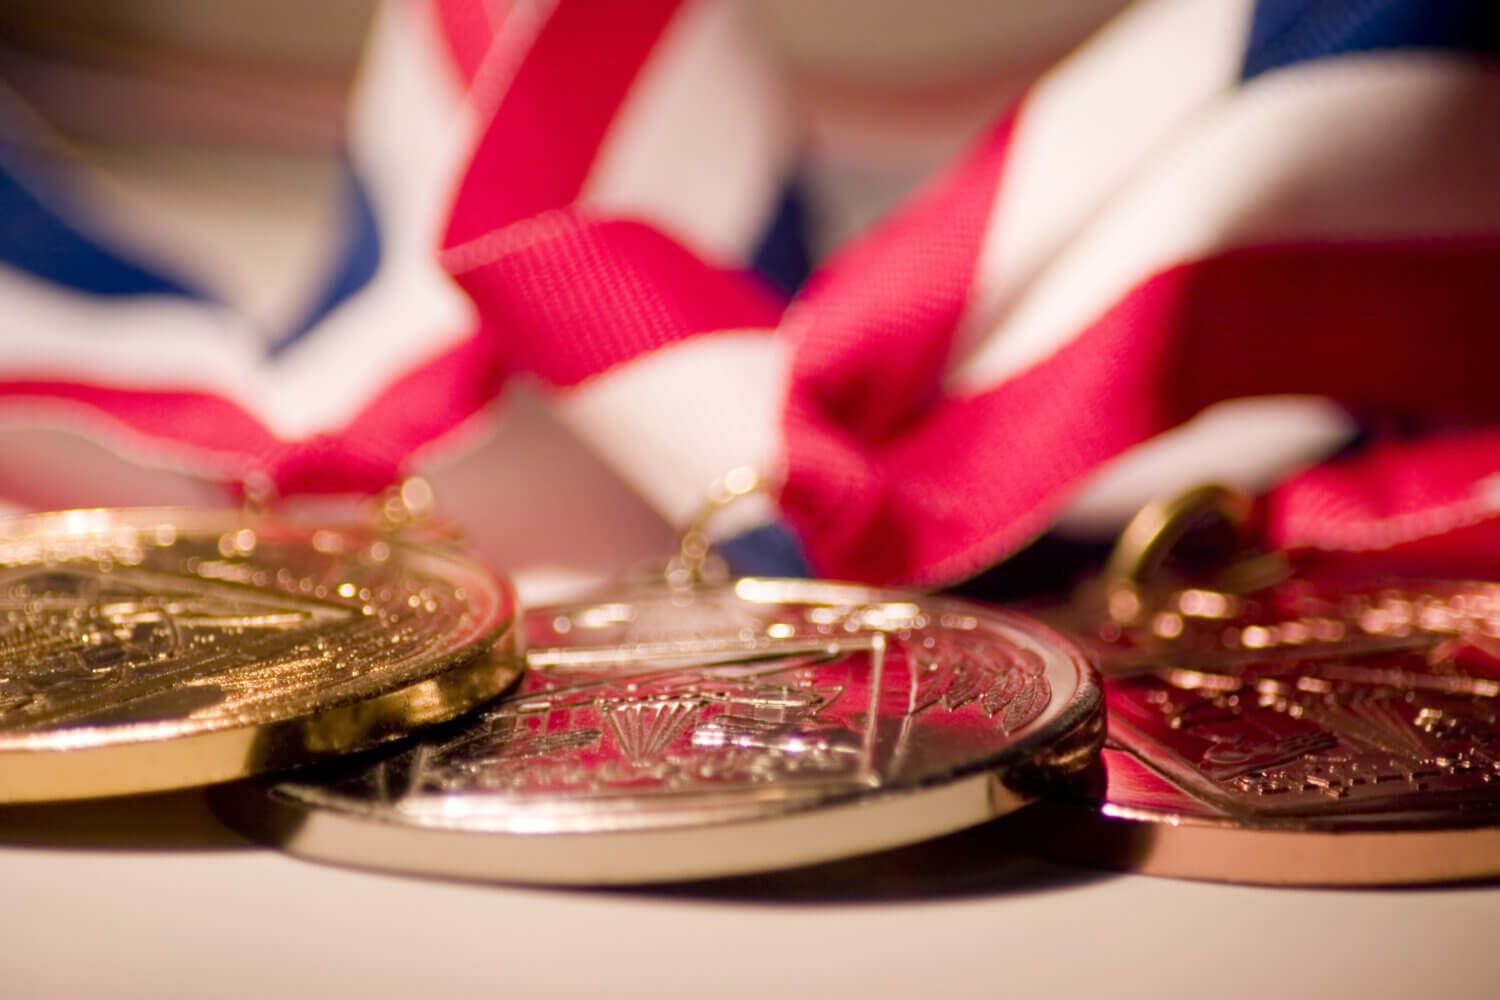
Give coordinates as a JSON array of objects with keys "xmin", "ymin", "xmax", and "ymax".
[{"xmin": 0, "ymin": 0, "xmax": 1495, "ymax": 596}]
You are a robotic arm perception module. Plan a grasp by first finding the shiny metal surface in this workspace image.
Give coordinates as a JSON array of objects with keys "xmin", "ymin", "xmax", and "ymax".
[
  {"xmin": 0, "ymin": 508, "xmax": 519, "ymax": 802},
  {"xmin": 1026, "ymin": 576, "xmax": 1500, "ymax": 885},
  {"xmin": 216, "ymin": 578, "xmax": 1103, "ymax": 884}
]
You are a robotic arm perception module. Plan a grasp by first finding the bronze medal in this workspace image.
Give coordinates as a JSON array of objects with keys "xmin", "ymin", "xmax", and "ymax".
[{"xmin": 1021, "ymin": 486, "xmax": 1500, "ymax": 885}]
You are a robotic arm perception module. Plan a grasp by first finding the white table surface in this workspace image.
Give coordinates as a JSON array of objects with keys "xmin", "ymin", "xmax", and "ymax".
[{"xmin": 4, "ymin": 787, "xmax": 1496, "ymax": 999}]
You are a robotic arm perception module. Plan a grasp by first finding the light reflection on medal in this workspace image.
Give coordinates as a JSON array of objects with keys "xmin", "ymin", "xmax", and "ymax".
[
  {"xmin": 214, "ymin": 576, "xmax": 1103, "ymax": 885},
  {"xmin": 1020, "ymin": 486, "xmax": 1500, "ymax": 886},
  {"xmin": 0, "ymin": 505, "xmax": 519, "ymax": 802}
]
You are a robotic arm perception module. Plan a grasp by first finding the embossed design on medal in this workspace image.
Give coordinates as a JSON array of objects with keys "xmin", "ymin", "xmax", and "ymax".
[
  {"xmin": 218, "ymin": 577, "xmax": 1103, "ymax": 884},
  {"xmin": 1106, "ymin": 584, "xmax": 1500, "ymax": 821},
  {"xmin": 0, "ymin": 507, "xmax": 519, "ymax": 802},
  {"xmin": 1027, "ymin": 485, "xmax": 1500, "ymax": 886}
]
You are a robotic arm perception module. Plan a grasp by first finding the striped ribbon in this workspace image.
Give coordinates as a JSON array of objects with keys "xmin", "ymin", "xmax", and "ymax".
[{"xmin": 0, "ymin": 0, "xmax": 1497, "ymax": 588}]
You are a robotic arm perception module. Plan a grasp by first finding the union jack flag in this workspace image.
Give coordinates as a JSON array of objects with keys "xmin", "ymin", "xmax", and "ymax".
[{"xmin": 0, "ymin": 0, "xmax": 1497, "ymax": 589}]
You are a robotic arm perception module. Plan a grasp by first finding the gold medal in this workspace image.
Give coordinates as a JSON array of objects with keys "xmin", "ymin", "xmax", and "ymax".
[
  {"xmin": 0, "ymin": 505, "xmax": 519, "ymax": 802},
  {"xmin": 1021, "ymin": 486, "xmax": 1500, "ymax": 885}
]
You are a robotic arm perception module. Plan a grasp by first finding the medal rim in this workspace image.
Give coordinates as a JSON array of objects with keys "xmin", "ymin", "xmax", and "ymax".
[{"xmin": 1017, "ymin": 793, "xmax": 1500, "ymax": 886}]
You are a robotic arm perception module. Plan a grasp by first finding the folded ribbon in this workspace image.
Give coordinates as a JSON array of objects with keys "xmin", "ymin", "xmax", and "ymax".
[{"xmin": 1, "ymin": 0, "xmax": 1498, "ymax": 589}]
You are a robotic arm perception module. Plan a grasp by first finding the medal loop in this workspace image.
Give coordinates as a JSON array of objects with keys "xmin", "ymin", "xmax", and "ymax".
[
  {"xmin": 1100, "ymin": 484, "xmax": 1291, "ymax": 626},
  {"xmin": 665, "ymin": 466, "xmax": 763, "ymax": 592}
]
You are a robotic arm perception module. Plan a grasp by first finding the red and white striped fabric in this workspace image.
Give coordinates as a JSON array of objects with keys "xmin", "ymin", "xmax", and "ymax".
[
  {"xmin": 780, "ymin": 0, "xmax": 1500, "ymax": 583},
  {"xmin": 2, "ymin": 0, "xmax": 1498, "ymax": 589}
]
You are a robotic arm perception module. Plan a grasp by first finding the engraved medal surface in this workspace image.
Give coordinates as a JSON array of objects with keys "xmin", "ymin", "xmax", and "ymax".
[
  {"xmin": 1025, "ymin": 572, "xmax": 1500, "ymax": 885},
  {"xmin": 215, "ymin": 578, "xmax": 1103, "ymax": 885},
  {"xmin": 0, "ymin": 508, "xmax": 519, "ymax": 802}
]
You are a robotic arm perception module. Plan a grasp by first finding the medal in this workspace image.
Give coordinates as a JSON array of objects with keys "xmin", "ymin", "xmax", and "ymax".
[
  {"xmin": 0, "ymin": 498, "xmax": 519, "ymax": 802},
  {"xmin": 1021, "ymin": 486, "xmax": 1500, "ymax": 885},
  {"xmin": 214, "ymin": 472, "xmax": 1104, "ymax": 885}
]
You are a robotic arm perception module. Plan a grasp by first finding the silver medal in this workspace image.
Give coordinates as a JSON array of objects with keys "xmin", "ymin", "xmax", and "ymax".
[{"xmin": 215, "ymin": 576, "xmax": 1102, "ymax": 884}]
